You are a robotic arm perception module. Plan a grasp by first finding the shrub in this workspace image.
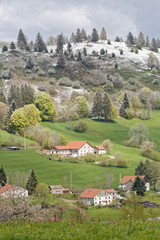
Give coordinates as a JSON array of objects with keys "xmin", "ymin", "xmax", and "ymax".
[
  {"xmin": 107, "ymin": 39, "xmax": 111, "ymax": 45},
  {"xmin": 151, "ymin": 67, "xmax": 158, "ymax": 75},
  {"xmin": 73, "ymin": 121, "xmax": 88, "ymax": 133},
  {"xmin": 131, "ymin": 47, "xmax": 134, "ymax": 52},
  {"xmin": 43, "ymin": 139, "xmax": 51, "ymax": 149},
  {"xmin": 136, "ymin": 44, "xmax": 142, "ymax": 50},
  {"xmin": 47, "ymin": 86, "xmax": 55, "ymax": 95},
  {"xmin": 120, "ymin": 49, "xmax": 123, "ymax": 55},
  {"xmin": 38, "ymin": 86, "xmax": 46, "ymax": 91},
  {"xmin": 83, "ymin": 154, "xmax": 95, "ymax": 163},
  {"xmin": 72, "ymin": 81, "xmax": 80, "ymax": 89},
  {"xmin": 142, "ymin": 149, "xmax": 160, "ymax": 162},
  {"xmin": 125, "ymin": 108, "xmax": 135, "ymax": 119},
  {"xmin": 81, "ymin": 56, "xmax": 95, "ymax": 69},
  {"xmin": 152, "ymin": 79, "xmax": 158, "ymax": 85},
  {"xmin": 49, "ymin": 79, "xmax": 56, "ymax": 85},
  {"xmin": 2, "ymin": 45, "xmax": 8, "ymax": 52},
  {"xmin": 100, "ymin": 48, "xmax": 105, "ymax": 55},
  {"xmin": 112, "ymin": 53, "xmax": 116, "ymax": 58},
  {"xmin": 59, "ymin": 77, "xmax": 72, "ymax": 87},
  {"xmin": 117, "ymin": 159, "xmax": 128, "ymax": 168},
  {"xmin": 102, "ymin": 139, "xmax": 113, "ymax": 153},
  {"xmin": 135, "ymin": 49, "xmax": 138, "ymax": 54},
  {"xmin": 140, "ymin": 141, "xmax": 154, "ymax": 154}
]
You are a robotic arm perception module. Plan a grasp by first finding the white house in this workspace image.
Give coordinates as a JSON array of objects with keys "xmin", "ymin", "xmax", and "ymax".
[
  {"xmin": 0, "ymin": 185, "xmax": 28, "ymax": 198},
  {"xmin": 52, "ymin": 141, "xmax": 106, "ymax": 157},
  {"xmin": 119, "ymin": 176, "xmax": 150, "ymax": 191},
  {"xmin": 52, "ymin": 141, "xmax": 95, "ymax": 157},
  {"xmin": 79, "ymin": 188, "xmax": 113, "ymax": 206},
  {"xmin": 94, "ymin": 146, "xmax": 106, "ymax": 155}
]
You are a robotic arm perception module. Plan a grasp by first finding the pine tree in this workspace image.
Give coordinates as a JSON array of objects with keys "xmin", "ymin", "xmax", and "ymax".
[
  {"xmin": 56, "ymin": 50, "xmax": 65, "ymax": 68},
  {"xmin": 81, "ymin": 28, "xmax": 87, "ymax": 40},
  {"xmin": 56, "ymin": 34, "xmax": 64, "ymax": 54},
  {"xmin": 119, "ymin": 93, "xmax": 130, "ymax": 118},
  {"xmin": 67, "ymin": 42, "xmax": 72, "ymax": 54},
  {"xmin": 77, "ymin": 51, "xmax": 82, "ymax": 61},
  {"xmin": 26, "ymin": 56, "xmax": 34, "ymax": 69},
  {"xmin": 70, "ymin": 32, "xmax": 76, "ymax": 43},
  {"xmin": 135, "ymin": 160, "xmax": 149, "ymax": 176},
  {"xmin": 137, "ymin": 32, "xmax": 145, "ymax": 47},
  {"xmin": 34, "ymin": 33, "xmax": 47, "ymax": 52},
  {"xmin": 126, "ymin": 32, "xmax": 135, "ymax": 46},
  {"xmin": 10, "ymin": 42, "xmax": 16, "ymax": 51},
  {"xmin": 0, "ymin": 166, "xmax": 7, "ymax": 187},
  {"xmin": 0, "ymin": 91, "xmax": 6, "ymax": 103},
  {"xmin": 26, "ymin": 169, "xmax": 38, "ymax": 195},
  {"xmin": 91, "ymin": 28, "xmax": 99, "ymax": 42},
  {"xmin": 17, "ymin": 29, "xmax": 27, "ymax": 49},
  {"xmin": 83, "ymin": 47, "xmax": 87, "ymax": 56},
  {"xmin": 2, "ymin": 45, "xmax": 8, "ymax": 52},
  {"xmin": 91, "ymin": 91, "xmax": 103, "ymax": 120},
  {"xmin": 75, "ymin": 28, "xmax": 82, "ymax": 42},
  {"xmin": 157, "ymin": 38, "xmax": 160, "ymax": 48},
  {"xmin": 150, "ymin": 38, "xmax": 158, "ymax": 52},
  {"xmin": 132, "ymin": 177, "xmax": 146, "ymax": 196},
  {"xmin": 5, "ymin": 106, "xmax": 13, "ymax": 132},
  {"xmin": 102, "ymin": 92, "xmax": 112, "ymax": 122},
  {"xmin": 100, "ymin": 27, "xmax": 107, "ymax": 40},
  {"xmin": 145, "ymin": 36, "xmax": 150, "ymax": 48}
]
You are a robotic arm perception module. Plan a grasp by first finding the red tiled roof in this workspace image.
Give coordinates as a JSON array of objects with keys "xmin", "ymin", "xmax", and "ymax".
[
  {"xmin": 119, "ymin": 176, "xmax": 146, "ymax": 184},
  {"xmin": 0, "ymin": 184, "xmax": 15, "ymax": 194},
  {"xmin": 104, "ymin": 188, "xmax": 117, "ymax": 193},
  {"xmin": 95, "ymin": 146, "xmax": 106, "ymax": 150},
  {"xmin": 54, "ymin": 141, "xmax": 93, "ymax": 150},
  {"xmin": 79, "ymin": 188, "xmax": 102, "ymax": 198}
]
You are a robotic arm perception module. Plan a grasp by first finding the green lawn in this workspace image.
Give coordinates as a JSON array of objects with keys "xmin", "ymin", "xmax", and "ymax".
[
  {"xmin": 0, "ymin": 111, "xmax": 160, "ymax": 189},
  {"xmin": 87, "ymin": 206, "xmax": 120, "ymax": 221}
]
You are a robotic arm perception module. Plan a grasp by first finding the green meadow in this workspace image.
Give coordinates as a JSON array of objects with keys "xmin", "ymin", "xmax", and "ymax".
[{"xmin": 0, "ymin": 111, "xmax": 160, "ymax": 188}]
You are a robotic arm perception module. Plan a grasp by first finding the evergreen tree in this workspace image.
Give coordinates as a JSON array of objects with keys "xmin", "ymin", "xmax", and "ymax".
[
  {"xmin": 0, "ymin": 91, "xmax": 6, "ymax": 103},
  {"xmin": 100, "ymin": 27, "xmax": 107, "ymax": 40},
  {"xmin": 115, "ymin": 36, "xmax": 120, "ymax": 42},
  {"xmin": 10, "ymin": 42, "xmax": 16, "ymax": 51},
  {"xmin": 17, "ymin": 29, "xmax": 27, "ymax": 49},
  {"xmin": 150, "ymin": 38, "xmax": 158, "ymax": 53},
  {"xmin": 102, "ymin": 92, "xmax": 112, "ymax": 122},
  {"xmin": 126, "ymin": 32, "xmax": 135, "ymax": 46},
  {"xmin": 119, "ymin": 93, "xmax": 130, "ymax": 118},
  {"xmin": 77, "ymin": 51, "xmax": 82, "ymax": 61},
  {"xmin": 25, "ymin": 56, "xmax": 34, "ymax": 69},
  {"xmin": 56, "ymin": 50, "xmax": 65, "ymax": 68},
  {"xmin": 34, "ymin": 33, "xmax": 47, "ymax": 52},
  {"xmin": 5, "ymin": 106, "xmax": 13, "ymax": 132},
  {"xmin": 81, "ymin": 28, "xmax": 87, "ymax": 40},
  {"xmin": 83, "ymin": 47, "xmax": 87, "ymax": 56},
  {"xmin": 2, "ymin": 45, "xmax": 8, "ymax": 52},
  {"xmin": 145, "ymin": 36, "xmax": 150, "ymax": 48},
  {"xmin": 137, "ymin": 32, "xmax": 145, "ymax": 47},
  {"xmin": 30, "ymin": 40, "xmax": 34, "ymax": 50},
  {"xmin": 135, "ymin": 160, "xmax": 150, "ymax": 176},
  {"xmin": 67, "ymin": 42, "xmax": 72, "ymax": 54},
  {"xmin": 75, "ymin": 28, "xmax": 82, "ymax": 42},
  {"xmin": 91, "ymin": 91, "xmax": 103, "ymax": 120},
  {"xmin": 26, "ymin": 169, "xmax": 38, "ymax": 195},
  {"xmin": 70, "ymin": 32, "xmax": 76, "ymax": 43},
  {"xmin": 0, "ymin": 166, "xmax": 7, "ymax": 187},
  {"xmin": 157, "ymin": 38, "xmax": 160, "ymax": 48},
  {"xmin": 56, "ymin": 34, "xmax": 64, "ymax": 54},
  {"xmin": 91, "ymin": 28, "xmax": 99, "ymax": 42},
  {"xmin": 132, "ymin": 177, "xmax": 146, "ymax": 196}
]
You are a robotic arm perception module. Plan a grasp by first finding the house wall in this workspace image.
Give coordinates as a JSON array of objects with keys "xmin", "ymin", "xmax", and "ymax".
[
  {"xmin": 51, "ymin": 188, "xmax": 64, "ymax": 194},
  {"xmin": 78, "ymin": 143, "xmax": 94, "ymax": 156},
  {"xmin": 94, "ymin": 148, "xmax": 106, "ymax": 155},
  {"xmin": 145, "ymin": 182, "xmax": 150, "ymax": 191}
]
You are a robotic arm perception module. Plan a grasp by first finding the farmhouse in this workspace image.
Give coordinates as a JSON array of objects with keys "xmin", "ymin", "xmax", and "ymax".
[
  {"xmin": 79, "ymin": 188, "xmax": 113, "ymax": 206},
  {"xmin": 0, "ymin": 184, "xmax": 28, "ymax": 198},
  {"xmin": 49, "ymin": 185, "xmax": 64, "ymax": 194},
  {"xmin": 52, "ymin": 141, "xmax": 106, "ymax": 157},
  {"xmin": 119, "ymin": 176, "xmax": 150, "ymax": 191},
  {"xmin": 94, "ymin": 146, "xmax": 106, "ymax": 155}
]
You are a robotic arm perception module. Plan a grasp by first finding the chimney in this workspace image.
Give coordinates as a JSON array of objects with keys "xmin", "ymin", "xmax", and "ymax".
[{"xmin": 89, "ymin": 188, "xmax": 91, "ymax": 192}]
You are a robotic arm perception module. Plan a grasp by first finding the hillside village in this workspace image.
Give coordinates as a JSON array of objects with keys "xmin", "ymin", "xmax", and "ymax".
[{"xmin": 1, "ymin": 26, "xmax": 160, "ymax": 228}]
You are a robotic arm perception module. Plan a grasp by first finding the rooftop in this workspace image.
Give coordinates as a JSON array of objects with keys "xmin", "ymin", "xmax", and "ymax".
[
  {"xmin": 0, "ymin": 184, "xmax": 15, "ymax": 194},
  {"xmin": 54, "ymin": 141, "xmax": 93, "ymax": 150},
  {"xmin": 79, "ymin": 188, "xmax": 102, "ymax": 198},
  {"xmin": 95, "ymin": 146, "xmax": 106, "ymax": 150},
  {"xmin": 119, "ymin": 176, "xmax": 146, "ymax": 184}
]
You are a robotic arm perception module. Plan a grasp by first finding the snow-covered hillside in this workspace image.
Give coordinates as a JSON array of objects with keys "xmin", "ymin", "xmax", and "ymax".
[{"xmin": 48, "ymin": 40, "xmax": 160, "ymax": 67}]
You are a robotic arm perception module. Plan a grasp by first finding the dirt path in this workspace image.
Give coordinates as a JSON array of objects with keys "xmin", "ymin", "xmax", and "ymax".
[{"xmin": 62, "ymin": 199, "xmax": 89, "ymax": 221}]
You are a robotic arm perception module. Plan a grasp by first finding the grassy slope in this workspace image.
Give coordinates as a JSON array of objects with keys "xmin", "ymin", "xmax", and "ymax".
[
  {"xmin": 0, "ymin": 111, "xmax": 160, "ymax": 188},
  {"xmin": 0, "ymin": 129, "xmax": 37, "ymax": 145}
]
